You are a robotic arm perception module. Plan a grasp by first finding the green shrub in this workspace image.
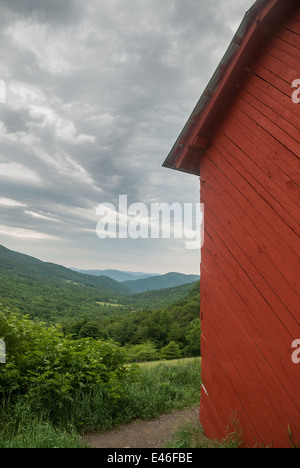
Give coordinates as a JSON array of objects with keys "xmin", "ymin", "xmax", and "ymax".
[
  {"xmin": 126, "ymin": 342, "xmax": 160, "ymax": 362},
  {"xmin": 0, "ymin": 304, "xmax": 202, "ymax": 447},
  {"xmin": 160, "ymin": 341, "xmax": 182, "ymax": 360},
  {"xmin": 0, "ymin": 305, "xmax": 136, "ymax": 409}
]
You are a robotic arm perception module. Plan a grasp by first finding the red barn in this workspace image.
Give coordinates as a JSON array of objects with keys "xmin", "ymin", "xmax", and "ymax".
[{"xmin": 164, "ymin": 0, "xmax": 300, "ymax": 448}]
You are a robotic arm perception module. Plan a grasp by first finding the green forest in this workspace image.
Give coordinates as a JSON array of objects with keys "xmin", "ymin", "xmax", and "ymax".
[
  {"xmin": 63, "ymin": 284, "xmax": 201, "ymax": 361},
  {"xmin": 0, "ymin": 244, "xmax": 200, "ymax": 361}
]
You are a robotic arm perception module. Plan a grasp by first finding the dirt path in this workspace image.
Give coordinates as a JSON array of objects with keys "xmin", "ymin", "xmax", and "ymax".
[{"xmin": 84, "ymin": 407, "xmax": 199, "ymax": 449}]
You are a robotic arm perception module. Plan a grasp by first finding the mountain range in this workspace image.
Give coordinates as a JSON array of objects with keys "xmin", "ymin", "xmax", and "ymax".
[
  {"xmin": 71, "ymin": 268, "xmax": 159, "ymax": 283},
  {"xmin": 0, "ymin": 244, "xmax": 199, "ymax": 322},
  {"xmin": 71, "ymin": 268, "xmax": 200, "ymax": 293},
  {"xmin": 123, "ymin": 272, "xmax": 200, "ymax": 293}
]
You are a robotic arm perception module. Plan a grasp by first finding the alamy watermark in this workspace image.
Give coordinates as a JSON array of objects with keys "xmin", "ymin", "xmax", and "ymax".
[
  {"xmin": 291, "ymin": 79, "xmax": 300, "ymax": 104},
  {"xmin": 96, "ymin": 196, "xmax": 204, "ymax": 250},
  {"xmin": 291, "ymin": 340, "xmax": 300, "ymax": 365},
  {"xmin": 0, "ymin": 340, "xmax": 6, "ymax": 364}
]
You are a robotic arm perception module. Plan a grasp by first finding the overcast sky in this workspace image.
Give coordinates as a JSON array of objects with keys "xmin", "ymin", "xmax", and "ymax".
[{"xmin": 0, "ymin": 0, "xmax": 254, "ymax": 275}]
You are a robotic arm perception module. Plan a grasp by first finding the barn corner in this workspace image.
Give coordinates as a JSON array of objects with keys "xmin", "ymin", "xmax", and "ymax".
[{"xmin": 163, "ymin": 0, "xmax": 300, "ymax": 448}]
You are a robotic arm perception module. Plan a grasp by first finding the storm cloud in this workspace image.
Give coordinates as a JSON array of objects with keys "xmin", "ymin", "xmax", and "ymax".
[{"xmin": 0, "ymin": 0, "xmax": 254, "ymax": 273}]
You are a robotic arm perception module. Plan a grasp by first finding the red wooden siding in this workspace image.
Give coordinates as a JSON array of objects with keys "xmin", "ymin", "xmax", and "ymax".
[{"xmin": 199, "ymin": 8, "xmax": 300, "ymax": 448}]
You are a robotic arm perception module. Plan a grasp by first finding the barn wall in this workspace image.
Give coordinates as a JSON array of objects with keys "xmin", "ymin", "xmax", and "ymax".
[{"xmin": 199, "ymin": 8, "xmax": 300, "ymax": 448}]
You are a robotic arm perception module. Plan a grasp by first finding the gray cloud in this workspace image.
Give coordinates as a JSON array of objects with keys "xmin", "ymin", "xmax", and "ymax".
[
  {"xmin": 0, "ymin": 0, "xmax": 254, "ymax": 273},
  {"xmin": 1, "ymin": 0, "xmax": 83, "ymax": 25}
]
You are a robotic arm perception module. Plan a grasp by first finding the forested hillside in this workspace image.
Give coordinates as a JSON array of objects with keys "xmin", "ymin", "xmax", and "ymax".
[
  {"xmin": 0, "ymin": 244, "xmax": 198, "ymax": 323},
  {"xmin": 0, "ymin": 244, "xmax": 130, "ymax": 293},
  {"xmin": 123, "ymin": 272, "xmax": 200, "ymax": 293},
  {"xmin": 63, "ymin": 283, "xmax": 201, "ymax": 360}
]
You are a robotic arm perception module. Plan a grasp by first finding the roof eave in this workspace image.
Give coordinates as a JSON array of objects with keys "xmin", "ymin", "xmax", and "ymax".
[{"xmin": 163, "ymin": 0, "xmax": 295, "ymax": 176}]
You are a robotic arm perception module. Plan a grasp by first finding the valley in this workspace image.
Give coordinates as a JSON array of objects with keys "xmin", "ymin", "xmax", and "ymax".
[
  {"xmin": 0, "ymin": 244, "xmax": 200, "ymax": 360},
  {"xmin": 0, "ymin": 244, "xmax": 199, "ymax": 324}
]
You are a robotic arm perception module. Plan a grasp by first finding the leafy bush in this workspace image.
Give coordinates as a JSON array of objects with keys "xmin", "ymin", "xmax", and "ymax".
[
  {"xmin": 0, "ymin": 305, "xmax": 136, "ymax": 410},
  {"xmin": 160, "ymin": 341, "xmax": 182, "ymax": 360},
  {"xmin": 126, "ymin": 342, "xmax": 160, "ymax": 362}
]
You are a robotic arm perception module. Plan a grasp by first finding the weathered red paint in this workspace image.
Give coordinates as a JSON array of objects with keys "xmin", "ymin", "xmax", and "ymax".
[{"xmin": 164, "ymin": 0, "xmax": 300, "ymax": 448}]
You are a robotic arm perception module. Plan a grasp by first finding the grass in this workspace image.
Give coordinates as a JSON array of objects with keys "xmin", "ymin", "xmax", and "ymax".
[
  {"xmin": 0, "ymin": 421, "xmax": 83, "ymax": 449},
  {"xmin": 164, "ymin": 419, "xmax": 244, "ymax": 449},
  {"xmin": 0, "ymin": 404, "xmax": 83, "ymax": 448},
  {"xmin": 111, "ymin": 358, "xmax": 201, "ymax": 425},
  {"xmin": 165, "ymin": 420, "xmax": 222, "ymax": 449},
  {"xmin": 0, "ymin": 357, "xmax": 201, "ymax": 448},
  {"xmin": 164, "ymin": 413, "xmax": 243, "ymax": 449},
  {"xmin": 57, "ymin": 357, "xmax": 201, "ymax": 432},
  {"xmin": 165, "ymin": 411, "xmax": 299, "ymax": 449},
  {"xmin": 139, "ymin": 357, "xmax": 201, "ymax": 369}
]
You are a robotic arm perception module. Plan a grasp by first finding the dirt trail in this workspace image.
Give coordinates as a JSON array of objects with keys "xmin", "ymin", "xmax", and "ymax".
[{"xmin": 84, "ymin": 407, "xmax": 199, "ymax": 449}]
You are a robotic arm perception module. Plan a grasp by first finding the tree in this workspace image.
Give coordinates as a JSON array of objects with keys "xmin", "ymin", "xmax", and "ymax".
[
  {"xmin": 160, "ymin": 341, "xmax": 182, "ymax": 360},
  {"xmin": 126, "ymin": 342, "xmax": 159, "ymax": 362},
  {"xmin": 78, "ymin": 322, "xmax": 102, "ymax": 340},
  {"xmin": 184, "ymin": 318, "xmax": 201, "ymax": 357},
  {"xmin": 144, "ymin": 309, "xmax": 173, "ymax": 347}
]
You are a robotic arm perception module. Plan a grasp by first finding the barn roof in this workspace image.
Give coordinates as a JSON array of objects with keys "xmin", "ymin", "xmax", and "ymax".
[{"xmin": 163, "ymin": 0, "xmax": 297, "ymax": 175}]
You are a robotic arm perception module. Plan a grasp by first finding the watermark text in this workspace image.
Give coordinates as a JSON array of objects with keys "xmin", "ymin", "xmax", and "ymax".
[
  {"xmin": 96, "ymin": 196, "xmax": 204, "ymax": 250},
  {"xmin": 291, "ymin": 79, "xmax": 300, "ymax": 104},
  {"xmin": 291, "ymin": 340, "xmax": 300, "ymax": 364}
]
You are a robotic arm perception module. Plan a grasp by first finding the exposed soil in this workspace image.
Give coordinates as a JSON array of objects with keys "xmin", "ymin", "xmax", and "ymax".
[{"xmin": 83, "ymin": 407, "xmax": 199, "ymax": 449}]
